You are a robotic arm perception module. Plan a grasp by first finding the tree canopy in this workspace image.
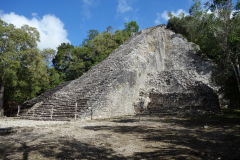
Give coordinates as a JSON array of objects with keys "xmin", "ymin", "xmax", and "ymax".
[
  {"xmin": 124, "ymin": 21, "xmax": 140, "ymax": 36},
  {"xmin": 167, "ymin": 0, "xmax": 240, "ymax": 107},
  {"xmin": 52, "ymin": 22, "xmax": 138, "ymax": 82},
  {"xmin": 0, "ymin": 19, "xmax": 55, "ymax": 116},
  {"xmin": 0, "ymin": 19, "xmax": 138, "ymax": 116}
]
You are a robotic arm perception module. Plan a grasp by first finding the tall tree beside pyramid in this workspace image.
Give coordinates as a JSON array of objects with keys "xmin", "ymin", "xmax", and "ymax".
[
  {"xmin": 0, "ymin": 20, "xmax": 56, "ymax": 117},
  {"xmin": 167, "ymin": 0, "xmax": 240, "ymax": 107}
]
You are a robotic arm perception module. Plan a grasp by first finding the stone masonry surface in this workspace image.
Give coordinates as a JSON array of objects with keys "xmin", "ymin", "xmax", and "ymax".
[{"xmin": 20, "ymin": 24, "xmax": 220, "ymax": 120}]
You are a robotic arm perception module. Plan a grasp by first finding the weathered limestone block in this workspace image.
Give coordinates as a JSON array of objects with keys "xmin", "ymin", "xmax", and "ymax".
[{"xmin": 20, "ymin": 24, "xmax": 219, "ymax": 120}]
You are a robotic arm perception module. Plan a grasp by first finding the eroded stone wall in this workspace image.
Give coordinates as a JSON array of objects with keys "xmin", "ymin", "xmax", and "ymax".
[{"xmin": 134, "ymin": 70, "xmax": 219, "ymax": 116}]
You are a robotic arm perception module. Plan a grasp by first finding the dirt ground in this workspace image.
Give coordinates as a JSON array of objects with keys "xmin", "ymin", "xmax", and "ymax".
[{"xmin": 0, "ymin": 114, "xmax": 240, "ymax": 160}]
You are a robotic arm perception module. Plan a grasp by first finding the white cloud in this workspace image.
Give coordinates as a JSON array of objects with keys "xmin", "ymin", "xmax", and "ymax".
[
  {"xmin": 161, "ymin": 9, "xmax": 189, "ymax": 21},
  {"xmin": 82, "ymin": 0, "xmax": 94, "ymax": 19},
  {"xmin": 207, "ymin": 9, "xmax": 237, "ymax": 18},
  {"xmin": 154, "ymin": 9, "xmax": 189, "ymax": 25},
  {"xmin": 117, "ymin": 0, "xmax": 132, "ymax": 13},
  {"xmin": 160, "ymin": 11, "xmax": 169, "ymax": 21},
  {"xmin": 31, "ymin": 13, "xmax": 38, "ymax": 17},
  {"xmin": 0, "ymin": 12, "xmax": 70, "ymax": 51},
  {"xmin": 154, "ymin": 13, "xmax": 161, "ymax": 25},
  {"xmin": 83, "ymin": 0, "xmax": 93, "ymax": 5},
  {"xmin": 124, "ymin": 17, "xmax": 129, "ymax": 22}
]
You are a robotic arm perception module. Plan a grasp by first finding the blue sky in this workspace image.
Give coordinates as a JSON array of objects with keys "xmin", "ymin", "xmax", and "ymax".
[{"xmin": 1, "ymin": 0, "xmax": 238, "ymax": 51}]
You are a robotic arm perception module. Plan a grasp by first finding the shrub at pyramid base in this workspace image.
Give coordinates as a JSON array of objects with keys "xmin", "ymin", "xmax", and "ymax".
[{"xmin": 20, "ymin": 25, "xmax": 220, "ymax": 120}]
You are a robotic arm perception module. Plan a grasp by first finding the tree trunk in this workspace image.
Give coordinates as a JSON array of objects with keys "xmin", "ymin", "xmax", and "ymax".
[
  {"xmin": 0, "ymin": 75, "xmax": 5, "ymax": 117},
  {"xmin": 232, "ymin": 66, "xmax": 240, "ymax": 99},
  {"xmin": 227, "ymin": 53, "xmax": 240, "ymax": 99}
]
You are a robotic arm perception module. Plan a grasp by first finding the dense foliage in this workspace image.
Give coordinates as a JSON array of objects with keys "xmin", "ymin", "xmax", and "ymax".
[
  {"xmin": 0, "ymin": 19, "xmax": 56, "ymax": 116},
  {"xmin": 52, "ymin": 22, "xmax": 139, "ymax": 82},
  {"xmin": 0, "ymin": 20, "xmax": 139, "ymax": 116},
  {"xmin": 167, "ymin": 0, "xmax": 240, "ymax": 107}
]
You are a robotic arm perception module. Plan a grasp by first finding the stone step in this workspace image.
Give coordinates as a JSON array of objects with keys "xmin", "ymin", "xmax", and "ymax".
[
  {"xmin": 26, "ymin": 114, "xmax": 75, "ymax": 117},
  {"xmin": 20, "ymin": 117, "xmax": 72, "ymax": 121},
  {"xmin": 25, "ymin": 109, "xmax": 87, "ymax": 115},
  {"xmin": 23, "ymin": 111, "xmax": 78, "ymax": 115},
  {"xmin": 25, "ymin": 109, "xmax": 89, "ymax": 113},
  {"xmin": 24, "ymin": 114, "xmax": 72, "ymax": 118}
]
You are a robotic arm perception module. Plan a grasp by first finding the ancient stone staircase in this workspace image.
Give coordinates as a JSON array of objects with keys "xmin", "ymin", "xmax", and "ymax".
[
  {"xmin": 20, "ymin": 57, "xmax": 116, "ymax": 120},
  {"xmin": 20, "ymin": 81, "xmax": 101, "ymax": 120}
]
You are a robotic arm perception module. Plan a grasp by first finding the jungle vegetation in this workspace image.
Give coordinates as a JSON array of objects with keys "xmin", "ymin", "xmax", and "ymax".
[
  {"xmin": 0, "ymin": 20, "xmax": 139, "ymax": 116},
  {"xmin": 167, "ymin": 0, "xmax": 240, "ymax": 107}
]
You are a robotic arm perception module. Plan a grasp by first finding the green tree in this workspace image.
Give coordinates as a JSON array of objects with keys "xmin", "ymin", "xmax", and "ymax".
[
  {"xmin": 0, "ymin": 20, "xmax": 50, "ymax": 116},
  {"xmin": 106, "ymin": 26, "xmax": 114, "ymax": 33},
  {"xmin": 114, "ymin": 29, "xmax": 130, "ymax": 45},
  {"xmin": 189, "ymin": 0, "xmax": 202, "ymax": 17},
  {"xmin": 67, "ymin": 25, "xmax": 132, "ymax": 80},
  {"xmin": 82, "ymin": 29, "xmax": 99, "ymax": 47},
  {"xmin": 5, "ymin": 48, "xmax": 52, "ymax": 103},
  {"xmin": 41, "ymin": 48, "xmax": 56, "ymax": 67},
  {"xmin": 69, "ymin": 46, "xmax": 94, "ymax": 79},
  {"xmin": 236, "ymin": 0, "xmax": 240, "ymax": 10},
  {"xmin": 44, "ymin": 67, "xmax": 61, "ymax": 89},
  {"xmin": 124, "ymin": 21, "xmax": 139, "ymax": 36},
  {"xmin": 91, "ymin": 31, "xmax": 118, "ymax": 64},
  {"xmin": 204, "ymin": 0, "xmax": 232, "ymax": 11},
  {"xmin": 52, "ymin": 43, "xmax": 74, "ymax": 81},
  {"xmin": 204, "ymin": 0, "xmax": 240, "ymax": 100},
  {"xmin": 167, "ymin": 0, "xmax": 240, "ymax": 106}
]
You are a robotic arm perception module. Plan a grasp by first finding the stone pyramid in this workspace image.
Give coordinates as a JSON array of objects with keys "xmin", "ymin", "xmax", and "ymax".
[{"xmin": 20, "ymin": 25, "xmax": 219, "ymax": 120}]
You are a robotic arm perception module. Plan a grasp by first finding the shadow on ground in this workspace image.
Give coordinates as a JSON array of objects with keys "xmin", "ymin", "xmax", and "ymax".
[
  {"xmin": 0, "ymin": 132, "xmax": 126, "ymax": 160},
  {"xmin": 85, "ymin": 113, "xmax": 240, "ymax": 160},
  {"xmin": 0, "ymin": 111, "xmax": 239, "ymax": 160}
]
